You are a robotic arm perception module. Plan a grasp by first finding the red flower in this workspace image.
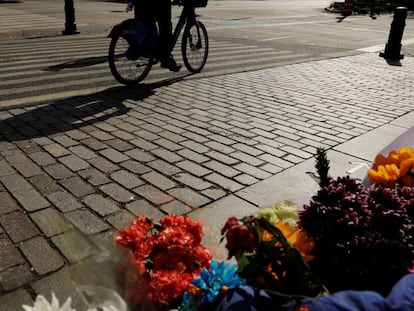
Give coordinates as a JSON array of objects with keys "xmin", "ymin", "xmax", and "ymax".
[
  {"xmin": 115, "ymin": 215, "xmax": 212, "ymax": 309},
  {"xmin": 221, "ymin": 218, "xmax": 256, "ymax": 259}
]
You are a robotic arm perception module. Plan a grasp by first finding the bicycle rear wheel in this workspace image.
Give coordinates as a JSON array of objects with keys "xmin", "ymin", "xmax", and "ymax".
[
  {"xmin": 181, "ymin": 21, "xmax": 208, "ymax": 73},
  {"xmin": 108, "ymin": 34, "xmax": 152, "ymax": 86}
]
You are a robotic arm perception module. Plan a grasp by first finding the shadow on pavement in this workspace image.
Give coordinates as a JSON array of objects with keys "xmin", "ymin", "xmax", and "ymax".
[
  {"xmin": 0, "ymin": 86, "xmax": 154, "ymax": 142},
  {"xmin": 43, "ymin": 56, "xmax": 109, "ymax": 72}
]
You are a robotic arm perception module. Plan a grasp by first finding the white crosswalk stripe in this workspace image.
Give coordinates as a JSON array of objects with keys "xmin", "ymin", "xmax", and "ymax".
[
  {"xmin": 0, "ymin": 31, "xmax": 315, "ymax": 109},
  {"xmin": 0, "ymin": 8, "xmax": 66, "ymax": 34}
]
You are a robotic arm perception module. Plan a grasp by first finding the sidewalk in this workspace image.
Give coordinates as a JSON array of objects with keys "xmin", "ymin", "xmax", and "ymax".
[{"xmin": 1, "ymin": 48, "xmax": 414, "ymax": 309}]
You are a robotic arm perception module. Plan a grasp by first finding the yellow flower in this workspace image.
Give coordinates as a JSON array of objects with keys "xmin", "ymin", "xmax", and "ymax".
[
  {"xmin": 263, "ymin": 221, "xmax": 315, "ymax": 262},
  {"xmin": 368, "ymin": 164, "xmax": 400, "ymax": 186}
]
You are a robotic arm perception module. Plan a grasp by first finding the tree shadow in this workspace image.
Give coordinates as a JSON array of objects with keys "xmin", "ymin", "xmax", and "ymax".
[{"xmin": 0, "ymin": 85, "xmax": 154, "ymax": 142}]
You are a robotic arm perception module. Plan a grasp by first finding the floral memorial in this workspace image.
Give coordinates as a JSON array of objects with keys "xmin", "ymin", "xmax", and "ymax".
[{"xmin": 23, "ymin": 147, "xmax": 414, "ymax": 310}]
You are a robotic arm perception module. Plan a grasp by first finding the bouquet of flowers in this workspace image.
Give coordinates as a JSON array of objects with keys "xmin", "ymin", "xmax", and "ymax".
[
  {"xmin": 115, "ymin": 215, "xmax": 212, "ymax": 311},
  {"xmin": 299, "ymin": 147, "xmax": 414, "ymax": 295}
]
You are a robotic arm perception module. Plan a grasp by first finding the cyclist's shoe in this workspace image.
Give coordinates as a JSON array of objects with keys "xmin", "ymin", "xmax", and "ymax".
[{"xmin": 160, "ymin": 56, "xmax": 181, "ymax": 72}]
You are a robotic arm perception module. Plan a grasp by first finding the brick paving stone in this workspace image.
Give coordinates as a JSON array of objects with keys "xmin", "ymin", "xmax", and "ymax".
[
  {"xmin": 180, "ymin": 140, "xmax": 209, "ymax": 154},
  {"xmin": 89, "ymin": 130, "xmax": 115, "ymax": 141},
  {"xmin": 99, "ymin": 148, "xmax": 129, "ymax": 163},
  {"xmin": 284, "ymin": 153, "xmax": 307, "ymax": 164},
  {"xmin": 0, "ymin": 211, "xmax": 40, "ymax": 243},
  {"xmin": 260, "ymin": 163, "xmax": 284, "ymax": 174},
  {"xmin": 12, "ymin": 159, "xmax": 43, "ymax": 178},
  {"xmin": 154, "ymin": 137, "xmax": 182, "ymax": 151},
  {"xmin": 0, "ymin": 192, "xmax": 19, "ymax": 215},
  {"xmin": 158, "ymin": 130, "xmax": 187, "ymax": 143},
  {"xmin": 31, "ymin": 268, "xmax": 89, "ymax": 310},
  {"xmin": 0, "ymin": 141, "xmax": 15, "ymax": 152},
  {"xmin": 151, "ymin": 148, "xmax": 183, "ymax": 163},
  {"xmin": 15, "ymin": 140, "xmax": 41, "ymax": 153},
  {"xmin": 121, "ymin": 160, "xmax": 152, "ymax": 175},
  {"xmin": 205, "ymin": 173, "xmax": 244, "ymax": 192},
  {"xmin": 1, "ymin": 174, "xmax": 49, "ymax": 211},
  {"xmin": 234, "ymin": 174, "xmax": 260, "ymax": 186},
  {"xmin": 0, "ymin": 159, "xmax": 16, "ymax": 176},
  {"xmin": 258, "ymin": 154, "xmax": 294, "ymax": 169},
  {"xmin": 230, "ymin": 152, "xmax": 264, "ymax": 167},
  {"xmin": 111, "ymin": 170, "xmax": 145, "ymax": 189},
  {"xmin": 280, "ymin": 145, "xmax": 313, "ymax": 159},
  {"xmin": 80, "ymin": 137, "xmax": 108, "ymax": 151},
  {"xmin": 65, "ymin": 129, "xmax": 89, "ymax": 140},
  {"xmin": 0, "ymin": 235, "xmax": 25, "ymax": 272},
  {"xmin": 31, "ymin": 208, "xmax": 73, "ymax": 237},
  {"xmin": 83, "ymin": 194, "xmax": 119, "ymax": 216},
  {"xmin": 172, "ymin": 170, "xmax": 212, "ymax": 190},
  {"xmin": 141, "ymin": 171, "xmax": 176, "ymax": 190},
  {"xmin": 88, "ymin": 157, "xmax": 119, "ymax": 173},
  {"xmin": 177, "ymin": 148, "xmax": 209, "ymax": 164},
  {"xmin": 52, "ymin": 135, "xmax": 78, "ymax": 147},
  {"xmin": 19, "ymin": 236, "xmax": 64, "ymax": 275},
  {"xmin": 160, "ymin": 200, "xmax": 192, "ymax": 214},
  {"xmin": 59, "ymin": 154, "xmax": 90, "ymax": 171},
  {"xmin": 205, "ymin": 151, "xmax": 239, "ymax": 165},
  {"xmin": 43, "ymin": 143, "xmax": 71, "ymax": 157},
  {"xmin": 28, "ymin": 151, "xmax": 57, "ymax": 166},
  {"xmin": 29, "ymin": 174, "xmax": 63, "ymax": 196},
  {"xmin": 233, "ymin": 163, "xmax": 272, "ymax": 180},
  {"xmin": 0, "ymin": 289, "xmax": 34, "ymax": 310},
  {"xmin": 124, "ymin": 149, "xmax": 156, "ymax": 162},
  {"xmin": 105, "ymin": 210, "xmax": 136, "ymax": 230},
  {"xmin": 201, "ymin": 188, "xmax": 227, "ymax": 200},
  {"xmin": 78, "ymin": 168, "xmax": 111, "ymax": 186},
  {"xmin": 105, "ymin": 138, "xmax": 134, "ymax": 152},
  {"xmin": 176, "ymin": 160, "xmax": 211, "ymax": 177},
  {"xmin": 126, "ymin": 199, "xmax": 164, "ymax": 220},
  {"xmin": 204, "ymin": 160, "xmax": 240, "ymax": 178},
  {"xmin": 47, "ymin": 191, "xmax": 82, "ymax": 212},
  {"xmin": 44, "ymin": 163, "xmax": 74, "ymax": 179},
  {"xmin": 68, "ymin": 145, "xmax": 97, "ymax": 160},
  {"xmin": 208, "ymin": 133, "xmax": 236, "ymax": 145},
  {"xmin": 2, "ymin": 148, "xmax": 26, "ymax": 164},
  {"xmin": 95, "ymin": 122, "xmax": 118, "ymax": 132},
  {"xmin": 0, "ymin": 264, "xmax": 33, "ymax": 291},
  {"xmin": 168, "ymin": 188, "xmax": 211, "ymax": 208},
  {"xmin": 130, "ymin": 137, "xmax": 158, "ymax": 151},
  {"xmin": 64, "ymin": 209, "xmax": 110, "ymax": 235},
  {"xmin": 52, "ymin": 230, "xmax": 97, "ymax": 263},
  {"xmin": 111, "ymin": 130, "xmax": 135, "ymax": 141},
  {"xmin": 59, "ymin": 176, "xmax": 95, "ymax": 197},
  {"xmin": 100, "ymin": 183, "xmax": 135, "ymax": 203},
  {"xmin": 133, "ymin": 184, "xmax": 174, "ymax": 206}
]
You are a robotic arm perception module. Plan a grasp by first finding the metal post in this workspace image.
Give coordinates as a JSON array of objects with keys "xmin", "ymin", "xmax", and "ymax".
[
  {"xmin": 380, "ymin": 7, "xmax": 407, "ymax": 62},
  {"xmin": 63, "ymin": 0, "xmax": 80, "ymax": 35}
]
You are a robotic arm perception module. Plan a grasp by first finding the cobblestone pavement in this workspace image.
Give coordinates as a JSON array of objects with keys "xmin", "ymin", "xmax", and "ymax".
[{"xmin": 1, "ymin": 52, "xmax": 414, "ymax": 310}]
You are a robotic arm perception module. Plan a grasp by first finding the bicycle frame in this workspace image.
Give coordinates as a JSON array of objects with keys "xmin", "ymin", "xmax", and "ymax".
[{"xmin": 171, "ymin": 4, "xmax": 198, "ymax": 50}]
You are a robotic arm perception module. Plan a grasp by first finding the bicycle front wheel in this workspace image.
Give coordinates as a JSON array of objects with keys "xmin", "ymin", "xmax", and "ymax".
[
  {"xmin": 181, "ymin": 21, "xmax": 208, "ymax": 73},
  {"xmin": 108, "ymin": 35, "xmax": 152, "ymax": 86}
]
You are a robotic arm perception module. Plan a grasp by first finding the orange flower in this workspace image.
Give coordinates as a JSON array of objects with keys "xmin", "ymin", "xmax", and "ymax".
[{"xmin": 399, "ymin": 158, "xmax": 414, "ymax": 187}]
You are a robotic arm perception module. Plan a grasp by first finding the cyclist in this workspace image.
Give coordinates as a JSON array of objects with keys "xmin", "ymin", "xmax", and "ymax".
[{"xmin": 127, "ymin": 0, "xmax": 181, "ymax": 72}]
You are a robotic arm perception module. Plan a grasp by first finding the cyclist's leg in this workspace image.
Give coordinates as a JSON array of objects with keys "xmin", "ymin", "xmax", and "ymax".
[{"xmin": 153, "ymin": 0, "xmax": 181, "ymax": 71}]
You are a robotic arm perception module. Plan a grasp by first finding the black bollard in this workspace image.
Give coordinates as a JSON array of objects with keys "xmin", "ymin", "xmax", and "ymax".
[
  {"xmin": 63, "ymin": 0, "xmax": 80, "ymax": 35},
  {"xmin": 380, "ymin": 7, "xmax": 407, "ymax": 62}
]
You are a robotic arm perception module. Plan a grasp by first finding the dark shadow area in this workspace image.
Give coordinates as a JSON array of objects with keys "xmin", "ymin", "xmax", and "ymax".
[
  {"xmin": 43, "ymin": 56, "xmax": 108, "ymax": 72},
  {"xmin": 0, "ymin": 86, "xmax": 154, "ymax": 142}
]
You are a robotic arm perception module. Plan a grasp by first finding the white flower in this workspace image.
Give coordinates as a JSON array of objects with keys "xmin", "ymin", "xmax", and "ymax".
[
  {"xmin": 22, "ymin": 293, "xmax": 75, "ymax": 311},
  {"xmin": 256, "ymin": 200, "xmax": 299, "ymax": 228}
]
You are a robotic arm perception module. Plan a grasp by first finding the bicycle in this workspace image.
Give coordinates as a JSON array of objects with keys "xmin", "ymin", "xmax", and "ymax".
[{"xmin": 108, "ymin": 0, "xmax": 209, "ymax": 86}]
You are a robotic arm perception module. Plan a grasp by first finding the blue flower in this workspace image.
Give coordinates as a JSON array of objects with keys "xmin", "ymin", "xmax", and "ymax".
[{"xmin": 179, "ymin": 260, "xmax": 245, "ymax": 310}]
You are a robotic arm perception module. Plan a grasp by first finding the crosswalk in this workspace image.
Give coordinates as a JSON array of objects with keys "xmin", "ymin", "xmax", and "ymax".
[{"xmin": 0, "ymin": 31, "xmax": 318, "ymax": 109}]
